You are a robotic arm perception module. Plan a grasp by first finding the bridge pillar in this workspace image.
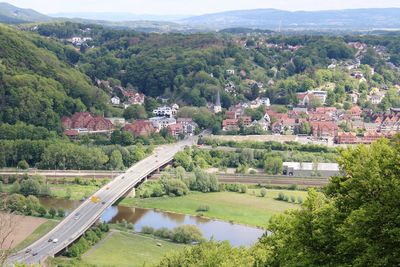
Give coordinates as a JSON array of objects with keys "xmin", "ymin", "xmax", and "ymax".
[{"xmin": 127, "ymin": 187, "xmax": 136, "ymax": 198}]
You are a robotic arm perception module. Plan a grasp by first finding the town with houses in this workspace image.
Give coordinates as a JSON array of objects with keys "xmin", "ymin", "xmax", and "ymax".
[
  {"xmin": 61, "ymin": 81, "xmax": 400, "ymax": 146},
  {"xmin": 57, "ymin": 35, "xmax": 400, "ymax": 147}
]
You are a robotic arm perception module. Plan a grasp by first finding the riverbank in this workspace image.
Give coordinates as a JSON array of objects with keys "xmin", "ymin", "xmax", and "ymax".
[{"xmin": 120, "ymin": 189, "xmax": 308, "ymax": 228}]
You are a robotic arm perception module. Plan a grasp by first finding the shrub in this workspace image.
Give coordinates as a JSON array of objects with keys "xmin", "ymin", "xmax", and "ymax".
[
  {"xmin": 39, "ymin": 184, "xmax": 52, "ymax": 197},
  {"xmin": 196, "ymin": 205, "xmax": 210, "ymax": 212},
  {"xmin": 8, "ymin": 175, "xmax": 18, "ymax": 184},
  {"xmin": 10, "ymin": 181, "xmax": 21, "ymax": 194},
  {"xmin": 17, "ymin": 160, "xmax": 29, "ymax": 170},
  {"xmin": 277, "ymin": 192, "xmax": 285, "ymax": 200},
  {"xmin": 290, "ymin": 195, "xmax": 296, "ymax": 203},
  {"xmin": 239, "ymin": 185, "xmax": 248, "ymax": 194},
  {"xmin": 49, "ymin": 207, "xmax": 56, "ymax": 218},
  {"xmin": 163, "ymin": 179, "xmax": 189, "ymax": 196},
  {"xmin": 283, "ymin": 195, "xmax": 289, "ymax": 202},
  {"xmin": 297, "ymin": 196, "xmax": 303, "ymax": 204},
  {"xmin": 66, "ymin": 188, "xmax": 72, "ymax": 199},
  {"xmin": 260, "ymin": 188, "xmax": 267, "ymax": 197},
  {"xmin": 288, "ymin": 184, "xmax": 298, "ymax": 190},
  {"xmin": 57, "ymin": 208, "xmax": 65, "ymax": 217},
  {"xmin": 20, "ymin": 178, "xmax": 41, "ymax": 196},
  {"xmin": 154, "ymin": 227, "xmax": 173, "ymax": 239},
  {"xmin": 37, "ymin": 206, "xmax": 47, "ymax": 217},
  {"xmin": 141, "ymin": 226, "xmax": 155, "ymax": 235},
  {"xmin": 171, "ymin": 225, "xmax": 204, "ymax": 244}
]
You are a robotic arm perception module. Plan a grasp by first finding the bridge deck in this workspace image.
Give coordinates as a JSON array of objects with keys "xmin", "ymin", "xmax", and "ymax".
[{"xmin": 7, "ymin": 138, "xmax": 194, "ymax": 265}]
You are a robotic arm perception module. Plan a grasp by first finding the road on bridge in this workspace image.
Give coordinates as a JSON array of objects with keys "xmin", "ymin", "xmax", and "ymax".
[{"xmin": 7, "ymin": 137, "xmax": 195, "ymax": 266}]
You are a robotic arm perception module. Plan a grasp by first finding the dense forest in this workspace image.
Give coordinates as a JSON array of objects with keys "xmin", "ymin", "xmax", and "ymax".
[
  {"xmin": 0, "ymin": 24, "xmax": 109, "ymax": 131},
  {"xmin": 30, "ymin": 22, "xmax": 400, "ymax": 112}
]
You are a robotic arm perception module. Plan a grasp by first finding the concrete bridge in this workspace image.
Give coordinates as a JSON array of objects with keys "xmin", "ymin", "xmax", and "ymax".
[{"xmin": 6, "ymin": 137, "xmax": 195, "ymax": 266}]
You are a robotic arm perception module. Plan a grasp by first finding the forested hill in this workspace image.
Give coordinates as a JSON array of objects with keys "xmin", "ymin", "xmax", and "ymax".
[
  {"xmin": 0, "ymin": 2, "xmax": 51, "ymax": 24},
  {"xmin": 0, "ymin": 25, "xmax": 108, "ymax": 131}
]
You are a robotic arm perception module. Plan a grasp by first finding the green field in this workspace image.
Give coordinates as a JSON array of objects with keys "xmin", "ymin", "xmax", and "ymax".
[
  {"xmin": 13, "ymin": 219, "xmax": 59, "ymax": 252},
  {"xmin": 49, "ymin": 184, "xmax": 101, "ymax": 200},
  {"xmin": 121, "ymin": 189, "xmax": 308, "ymax": 228},
  {"xmin": 82, "ymin": 231, "xmax": 186, "ymax": 267},
  {"xmin": 3, "ymin": 183, "xmax": 101, "ymax": 201}
]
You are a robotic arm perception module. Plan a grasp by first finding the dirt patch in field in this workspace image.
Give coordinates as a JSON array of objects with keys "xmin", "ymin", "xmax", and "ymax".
[{"xmin": 0, "ymin": 214, "xmax": 47, "ymax": 249}]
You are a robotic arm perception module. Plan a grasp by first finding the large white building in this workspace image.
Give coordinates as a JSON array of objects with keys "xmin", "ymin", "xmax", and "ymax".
[
  {"xmin": 149, "ymin": 117, "xmax": 177, "ymax": 130},
  {"xmin": 152, "ymin": 106, "xmax": 178, "ymax": 118}
]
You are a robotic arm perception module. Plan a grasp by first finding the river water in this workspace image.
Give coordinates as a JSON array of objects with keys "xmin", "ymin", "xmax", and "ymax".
[{"xmin": 39, "ymin": 197, "xmax": 265, "ymax": 247}]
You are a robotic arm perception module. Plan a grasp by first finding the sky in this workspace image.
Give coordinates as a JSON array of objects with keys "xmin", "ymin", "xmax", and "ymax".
[{"xmin": 6, "ymin": 0, "xmax": 400, "ymax": 15}]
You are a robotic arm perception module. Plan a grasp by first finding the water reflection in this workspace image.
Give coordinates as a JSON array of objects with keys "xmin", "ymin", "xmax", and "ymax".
[{"xmin": 39, "ymin": 198, "xmax": 264, "ymax": 247}]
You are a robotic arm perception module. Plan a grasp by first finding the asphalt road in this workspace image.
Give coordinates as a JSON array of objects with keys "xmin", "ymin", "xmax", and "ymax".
[{"xmin": 6, "ymin": 137, "xmax": 195, "ymax": 266}]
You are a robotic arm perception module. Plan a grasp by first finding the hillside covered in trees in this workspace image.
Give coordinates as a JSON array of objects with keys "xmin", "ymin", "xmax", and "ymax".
[
  {"xmin": 0, "ymin": 24, "xmax": 109, "ymax": 131},
  {"xmin": 33, "ymin": 22, "xmax": 400, "ymax": 112}
]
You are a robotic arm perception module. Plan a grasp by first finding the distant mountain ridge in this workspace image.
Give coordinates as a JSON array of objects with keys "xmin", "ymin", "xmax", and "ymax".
[
  {"xmin": 49, "ymin": 12, "xmax": 190, "ymax": 22},
  {"xmin": 0, "ymin": 2, "xmax": 51, "ymax": 23},
  {"xmin": 180, "ymin": 8, "xmax": 400, "ymax": 30},
  {"xmin": 2, "ymin": 2, "xmax": 400, "ymax": 32}
]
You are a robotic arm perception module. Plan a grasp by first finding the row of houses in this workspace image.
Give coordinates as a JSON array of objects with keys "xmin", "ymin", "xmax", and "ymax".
[
  {"xmin": 62, "ymin": 111, "xmax": 197, "ymax": 139},
  {"xmin": 219, "ymin": 98, "xmax": 399, "ymax": 143},
  {"xmin": 62, "ymin": 112, "xmax": 115, "ymax": 137},
  {"xmin": 123, "ymin": 117, "xmax": 197, "ymax": 138}
]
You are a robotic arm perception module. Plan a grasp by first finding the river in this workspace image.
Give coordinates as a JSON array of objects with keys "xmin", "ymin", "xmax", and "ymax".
[{"xmin": 39, "ymin": 197, "xmax": 265, "ymax": 247}]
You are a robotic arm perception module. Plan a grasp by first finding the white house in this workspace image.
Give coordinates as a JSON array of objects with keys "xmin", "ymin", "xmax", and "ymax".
[
  {"xmin": 226, "ymin": 69, "xmax": 235, "ymax": 75},
  {"xmin": 153, "ymin": 106, "xmax": 177, "ymax": 118},
  {"xmin": 258, "ymin": 97, "xmax": 270, "ymax": 107},
  {"xmin": 149, "ymin": 117, "xmax": 177, "ymax": 130},
  {"xmin": 297, "ymin": 91, "xmax": 328, "ymax": 106},
  {"xmin": 111, "ymin": 96, "xmax": 120, "ymax": 105}
]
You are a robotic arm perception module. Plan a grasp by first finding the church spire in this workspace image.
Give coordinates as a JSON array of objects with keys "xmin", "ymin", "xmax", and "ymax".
[{"xmin": 216, "ymin": 90, "xmax": 221, "ymax": 106}]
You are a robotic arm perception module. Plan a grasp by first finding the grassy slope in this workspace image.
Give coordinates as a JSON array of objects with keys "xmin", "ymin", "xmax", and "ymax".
[
  {"xmin": 82, "ymin": 231, "xmax": 185, "ymax": 267},
  {"xmin": 121, "ymin": 189, "xmax": 308, "ymax": 228},
  {"xmin": 13, "ymin": 219, "xmax": 59, "ymax": 251}
]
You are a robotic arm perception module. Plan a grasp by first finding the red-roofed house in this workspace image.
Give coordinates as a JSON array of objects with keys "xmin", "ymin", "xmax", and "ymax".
[
  {"xmin": 315, "ymin": 107, "xmax": 337, "ymax": 114},
  {"xmin": 226, "ymin": 111, "xmax": 238, "ymax": 119},
  {"xmin": 86, "ymin": 116, "xmax": 114, "ymax": 131},
  {"xmin": 62, "ymin": 112, "xmax": 114, "ymax": 133},
  {"xmin": 272, "ymin": 118, "xmax": 297, "ymax": 134},
  {"xmin": 124, "ymin": 120, "xmax": 155, "ymax": 137},
  {"xmin": 168, "ymin": 123, "xmax": 184, "ymax": 137},
  {"xmin": 64, "ymin": 129, "xmax": 79, "ymax": 139},
  {"xmin": 222, "ymin": 119, "xmax": 239, "ymax": 131},
  {"xmin": 349, "ymin": 105, "xmax": 363, "ymax": 120},
  {"xmin": 363, "ymin": 131, "xmax": 383, "ymax": 143},
  {"xmin": 69, "ymin": 112, "xmax": 93, "ymax": 129},
  {"xmin": 61, "ymin": 116, "xmax": 73, "ymax": 129},
  {"xmin": 128, "ymin": 93, "xmax": 145, "ymax": 105},
  {"xmin": 310, "ymin": 121, "xmax": 338, "ymax": 137},
  {"xmin": 336, "ymin": 132, "xmax": 357, "ymax": 144}
]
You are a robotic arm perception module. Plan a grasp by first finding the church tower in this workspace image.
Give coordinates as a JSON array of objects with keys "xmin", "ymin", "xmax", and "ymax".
[{"xmin": 213, "ymin": 90, "xmax": 222, "ymax": 113}]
